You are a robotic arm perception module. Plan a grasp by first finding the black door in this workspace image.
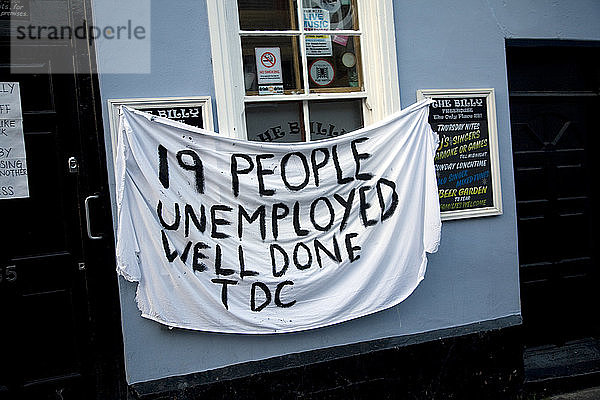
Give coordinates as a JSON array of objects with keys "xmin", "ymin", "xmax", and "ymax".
[
  {"xmin": 0, "ymin": 2, "xmax": 123, "ymax": 399},
  {"xmin": 507, "ymin": 42, "xmax": 600, "ymax": 347}
]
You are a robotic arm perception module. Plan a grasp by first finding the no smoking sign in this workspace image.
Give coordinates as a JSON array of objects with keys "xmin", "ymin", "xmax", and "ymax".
[
  {"xmin": 255, "ymin": 47, "xmax": 283, "ymax": 85},
  {"xmin": 260, "ymin": 52, "xmax": 276, "ymax": 68}
]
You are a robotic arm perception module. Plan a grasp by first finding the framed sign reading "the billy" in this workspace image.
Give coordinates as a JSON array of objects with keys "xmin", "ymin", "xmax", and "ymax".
[{"xmin": 417, "ymin": 88, "xmax": 502, "ymax": 221}]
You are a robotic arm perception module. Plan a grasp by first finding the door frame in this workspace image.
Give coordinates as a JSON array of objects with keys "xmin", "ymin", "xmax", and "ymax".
[
  {"xmin": 1, "ymin": 0, "xmax": 128, "ymax": 396},
  {"xmin": 69, "ymin": 0, "xmax": 127, "ymax": 397}
]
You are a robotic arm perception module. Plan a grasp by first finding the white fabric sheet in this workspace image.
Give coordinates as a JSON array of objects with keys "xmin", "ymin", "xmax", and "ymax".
[{"xmin": 115, "ymin": 99, "xmax": 441, "ymax": 334}]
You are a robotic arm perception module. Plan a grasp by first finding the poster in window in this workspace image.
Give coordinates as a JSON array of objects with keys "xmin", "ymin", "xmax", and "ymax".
[
  {"xmin": 304, "ymin": 8, "xmax": 332, "ymax": 57},
  {"xmin": 255, "ymin": 47, "xmax": 283, "ymax": 85},
  {"xmin": 417, "ymin": 88, "xmax": 502, "ymax": 220}
]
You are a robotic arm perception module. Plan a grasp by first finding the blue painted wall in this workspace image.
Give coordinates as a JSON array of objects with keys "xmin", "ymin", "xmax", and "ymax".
[{"xmin": 94, "ymin": 0, "xmax": 600, "ymax": 384}]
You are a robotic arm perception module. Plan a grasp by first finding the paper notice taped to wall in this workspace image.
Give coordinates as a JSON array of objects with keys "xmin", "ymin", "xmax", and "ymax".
[{"xmin": 0, "ymin": 82, "xmax": 29, "ymax": 199}]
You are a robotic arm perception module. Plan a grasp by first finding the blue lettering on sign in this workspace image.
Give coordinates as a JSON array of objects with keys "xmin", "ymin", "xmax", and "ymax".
[
  {"xmin": 305, "ymin": 20, "xmax": 329, "ymax": 29},
  {"xmin": 455, "ymin": 170, "xmax": 490, "ymax": 188},
  {"xmin": 304, "ymin": 10, "xmax": 330, "ymax": 30}
]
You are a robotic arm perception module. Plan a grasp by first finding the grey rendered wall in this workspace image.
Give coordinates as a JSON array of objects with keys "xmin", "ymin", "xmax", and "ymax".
[{"xmin": 93, "ymin": 0, "xmax": 600, "ymax": 385}]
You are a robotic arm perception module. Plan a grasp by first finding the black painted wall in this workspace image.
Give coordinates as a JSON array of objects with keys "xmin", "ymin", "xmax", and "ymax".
[{"xmin": 130, "ymin": 327, "xmax": 525, "ymax": 399}]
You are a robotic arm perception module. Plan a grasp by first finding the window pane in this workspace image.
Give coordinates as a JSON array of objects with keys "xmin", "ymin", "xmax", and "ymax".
[
  {"xmin": 242, "ymin": 37, "xmax": 304, "ymax": 95},
  {"xmin": 238, "ymin": 0, "xmax": 299, "ymax": 30},
  {"xmin": 309, "ymin": 99, "xmax": 363, "ymax": 141},
  {"xmin": 302, "ymin": 0, "xmax": 358, "ymax": 30},
  {"xmin": 246, "ymin": 102, "xmax": 305, "ymax": 142},
  {"xmin": 306, "ymin": 36, "xmax": 362, "ymax": 92}
]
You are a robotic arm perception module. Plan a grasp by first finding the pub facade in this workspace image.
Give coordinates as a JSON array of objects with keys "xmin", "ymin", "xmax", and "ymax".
[{"xmin": 0, "ymin": 0, "xmax": 598, "ymax": 398}]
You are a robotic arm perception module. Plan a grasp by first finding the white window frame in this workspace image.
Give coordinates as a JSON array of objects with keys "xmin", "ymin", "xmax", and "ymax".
[{"xmin": 207, "ymin": 0, "xmax": 400, "ymax": 139}]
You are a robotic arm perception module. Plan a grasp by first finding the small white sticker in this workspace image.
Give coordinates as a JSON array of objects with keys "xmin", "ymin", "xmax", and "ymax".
[
  {"xmin": 309, "ymin": 59, "xmax": 335, "ymax": 86},
  {"xmin": 255, "ymin": 47, "xmax": 283, "ymax": 85},
  {"xmin": 315, "ymin": 0, "xmax": 341, "ymax": 14},
  {"xmin": 306, "ymin": 35, "xmax": 333, "ymax": 57}
]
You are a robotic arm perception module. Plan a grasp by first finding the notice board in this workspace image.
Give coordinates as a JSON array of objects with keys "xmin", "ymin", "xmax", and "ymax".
[{"xmin": 417, "ymin": 88, "xmax": 502, "ymax": 220}]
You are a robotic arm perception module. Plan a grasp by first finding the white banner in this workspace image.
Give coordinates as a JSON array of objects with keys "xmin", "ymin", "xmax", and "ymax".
[{"xmin": 115, "ymin": 100, "xmax": 441, "ymax": 334}]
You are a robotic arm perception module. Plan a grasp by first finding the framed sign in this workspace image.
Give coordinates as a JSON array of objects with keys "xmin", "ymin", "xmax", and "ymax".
[
  {"xmin": 107, "ymin": 96, "xmax": 213, "ymax": 161},
  {"xmin": 417, "ymin": 88, "xmax": 502, "ymax": 220}
]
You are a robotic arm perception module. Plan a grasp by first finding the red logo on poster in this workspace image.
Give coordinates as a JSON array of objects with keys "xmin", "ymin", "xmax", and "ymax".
[{"xmin": 260, "ymin": 52, "xmax": 277, "ymax": 68}]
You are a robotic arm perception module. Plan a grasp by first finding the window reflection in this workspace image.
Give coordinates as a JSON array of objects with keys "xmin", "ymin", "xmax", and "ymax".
[
  {"xmin": 246, "ymin": 102, "xmax": 305, "ymax": 142},
  {"xmin": 302, "ymin": 0, "xmax": 358, "ymax": 30},
  {"xmin": 309, "ymin": 99, "xmax": 363, "ymax": 140},
  {"xmin": 238, "ymin": 0, "xmax": 298, "ymax": 30},
  {"xmin": 307, "ymin": 36, "xmax": 361, "ymax": 91}
]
